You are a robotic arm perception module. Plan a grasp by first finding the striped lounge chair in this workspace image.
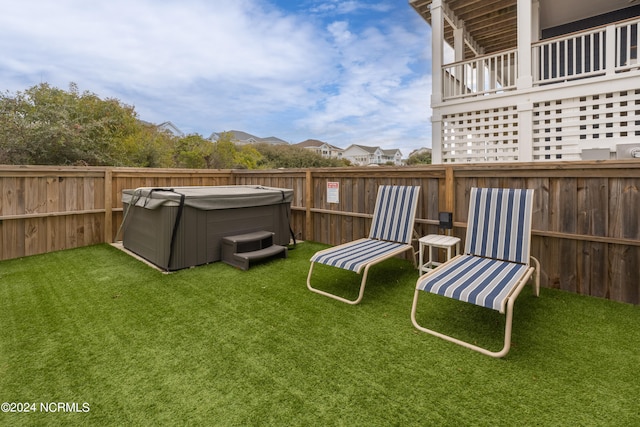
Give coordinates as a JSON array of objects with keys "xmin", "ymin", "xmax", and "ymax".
[
  {"xmin": 307, "ymin": 185, "xmax": 420, "ymax": 304},
  {"xmin": 411, "ymin": 187, "xmax": 540, "ymax": 357}
]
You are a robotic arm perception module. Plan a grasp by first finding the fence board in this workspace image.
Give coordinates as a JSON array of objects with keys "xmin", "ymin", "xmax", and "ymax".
[
  {"xmin": 609, "ymin": 246, "xmax": 639, "ymax": 302},
  {"xmin": 576, "ymin": 178, "xmax": 608, "ymax": 297}
]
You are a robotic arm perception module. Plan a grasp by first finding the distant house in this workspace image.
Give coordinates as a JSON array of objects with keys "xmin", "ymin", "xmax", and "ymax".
[
  {"xmin": 342, "ymin": 144, "xmax": 403, "ymax": 166},
  {"xmin": 139, "ymin": 120, "xmax": 184, "ymax": 137},
  {"xmin": 209, "ymin": 130, "xmax": 288, "ymax": 145},
  {"xmin": 295, "ymin": 139, "xmax": 344, "ymax": 159},
  {"xmin": 206, "ymin": 131, "xmax": 406, "ymax": 165},
  {"xmin": 157, "ymin": 121, "xmax": 184, "ymax": 137},
  {"xmin": 209, "ymin": 130, "xmax": 259, "ymax": 144}
]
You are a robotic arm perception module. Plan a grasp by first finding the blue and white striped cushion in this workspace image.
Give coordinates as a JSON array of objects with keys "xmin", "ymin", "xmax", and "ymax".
[
  {"xmin": 416, "ymin": 255, "xmax": 529, "ymax": 312},
  {"xmin": 310, "ymin": 239, "xmax": 406, "ymax": 274},
  {"xmin": 465, "ymin": 187, "xmax": 534, "ymax": 264},
  {"xmin": 368, "ymin": 185, "xmax": 420, "ymax": 244}
]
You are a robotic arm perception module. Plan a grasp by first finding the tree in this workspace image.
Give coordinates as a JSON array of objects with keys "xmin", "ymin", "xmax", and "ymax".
[
  {"xmin": 173, "ymin": 134, "xmax": 214, "ymax": 169},
  {"xmin": 0, "ymin": 82, "xmax": 173, "ymax": 166},
  {"xmin": 0, "ymin": 82, "xmax": 357, "ymax": 170},
  {"xmin": 207, "ymin": 132, "xmax": 263, "ymax": 169},
  {"xmin": 252, "ymin": 143, "xmax": 348, "ymax": 168},
  {"xmin": 406, "ymin": 150, "xmax": 432, "ymax": 165},
  {"xmin": 119, "ymin": 123, "xmax": 175, "ymax": 168},
  {"xmin": 209, "ymin": 133, "xmax": 237, "ymax": 169},
  {"xmin": 233, "ymin": 144, "xmax": 262, "ymax": 169}
]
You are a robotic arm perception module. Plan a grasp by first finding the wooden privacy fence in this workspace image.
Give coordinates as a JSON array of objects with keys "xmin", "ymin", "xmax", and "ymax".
[{"xmin": 0, "ymin": 162, "xmax": 638, "ymax": 304}]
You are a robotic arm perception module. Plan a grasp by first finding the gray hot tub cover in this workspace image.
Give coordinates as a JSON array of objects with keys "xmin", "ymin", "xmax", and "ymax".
[{"xmin": 122, "ymin": 185, "xmax": 294, "ymax": 210}]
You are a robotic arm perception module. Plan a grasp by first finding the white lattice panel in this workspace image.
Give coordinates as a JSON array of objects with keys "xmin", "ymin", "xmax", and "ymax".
[
  {"xmin": 442, "ymin": 106, "xmax": 519, "ymax": 162},
  {"xmin": 532, "ymin": 90, "xmax": 640, "ymax": 160}
]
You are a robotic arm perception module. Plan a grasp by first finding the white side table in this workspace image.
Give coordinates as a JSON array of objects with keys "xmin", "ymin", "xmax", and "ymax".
[{"xmin": 418, "ymin": 234, "xmax": 461, "ymax": 274}]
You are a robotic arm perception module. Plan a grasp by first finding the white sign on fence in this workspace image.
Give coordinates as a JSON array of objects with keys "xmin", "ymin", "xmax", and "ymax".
[{"xmin": 327, "ymin": 181, "xmax": 339, "ymax": 204}]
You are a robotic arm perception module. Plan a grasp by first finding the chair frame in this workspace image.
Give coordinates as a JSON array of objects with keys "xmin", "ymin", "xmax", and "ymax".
[
  {"xmin": 307, "ymin": 185, "xmax": 420, "ymax": 305},
  {"xmin": 411, "ymin": 255, "xmax": 539, "ymax": 357},
  {"xmin": 411, "ymin": 187, "xmax": 540, "ymax": 357}
]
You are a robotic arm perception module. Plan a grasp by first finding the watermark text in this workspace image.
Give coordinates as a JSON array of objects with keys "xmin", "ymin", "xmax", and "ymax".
[{"xmin": 1, "ymin": 402, "xmax": 90, "ymax": 413}]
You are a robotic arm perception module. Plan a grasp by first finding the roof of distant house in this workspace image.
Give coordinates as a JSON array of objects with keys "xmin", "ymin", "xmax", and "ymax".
[
  {"xmin": 157, "ymin": 121, "xmax": 184, "ymax": 136},
  {"xmin": 345, "ymin": 144, "xmax": 379, "ymax": 154},
  {"xmin": 295, "ymin": 139, "xmax": 342, "ymax": 150},
  {"xmin": 209, "ymin": 130, "xmax": 288, "ymax": 145},
  {"xmin": 260, "ymin": 136, "xmax": 289, "ymax": 145},
  {"xmin": 344, "ymin": 144, "xmax": 403, "ymax": 157},
  {"xmin": 139, "ymin": 120, "xmax": 184, "ymax": 137}
]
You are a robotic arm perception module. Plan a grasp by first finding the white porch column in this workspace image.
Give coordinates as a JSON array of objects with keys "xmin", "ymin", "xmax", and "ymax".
[
  {"xmin": 454, "ymin": 26, "xmax": 465, "ymax": 62},
  {"xmin": 532, "ymin": 0, "xmax": 540, "ymax": 42},
  {"xmin": 431, "ymin": 113, "xmax": 443, "ymax": 164},
  {"xmin": 430, "ymin": 0, "xmax": 444, "ymax": 105},
  {"xmin": 517, "ymin": 0, "xmax": 533, "ymax": 89}
]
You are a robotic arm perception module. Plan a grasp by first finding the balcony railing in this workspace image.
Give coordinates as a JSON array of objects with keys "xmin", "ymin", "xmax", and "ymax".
[
  {"xmin": 443, "ymin": 49, "xmax": 517, "ymax": 100},
  {"xmin": 441, "ymin": 17, "xmax": 640, "ymax": 101},
  {"xmin": 615, "ymin": 18, "xmax": 639, "ymax": 70},
  {"xmin": 532, "ymin": 26, "xmax": 607, "ymax": 84}
]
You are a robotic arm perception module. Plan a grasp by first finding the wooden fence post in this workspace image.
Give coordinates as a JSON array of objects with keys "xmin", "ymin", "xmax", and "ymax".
[
  {"xmin": 104, "ymin": 168, "xmax": 113, "ymax": 243},
  {"xmin": 305, "ymin": 169, "xmax": 313, "ymax": 242},
  {"xmin": 445, "ymin": 166, "xmax": 455, "ymax": 212}
]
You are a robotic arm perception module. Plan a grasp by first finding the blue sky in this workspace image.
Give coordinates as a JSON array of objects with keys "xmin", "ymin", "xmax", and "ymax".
[{"xmin": 0, "ymin": 0, "xmax": 433, "ymax": 157}]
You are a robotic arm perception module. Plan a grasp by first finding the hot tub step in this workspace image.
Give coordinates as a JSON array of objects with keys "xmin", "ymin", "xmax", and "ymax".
[
  {"xmin": 221, "ymin": 231, "xmax": 288, "ymax": 270},
  {"xmin": 230, "ymin": 245, "xmax": 287, "ymax": 270}
]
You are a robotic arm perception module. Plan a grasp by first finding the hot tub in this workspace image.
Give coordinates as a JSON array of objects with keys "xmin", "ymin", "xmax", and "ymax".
[{"xmin": 121, "ymin": 185, "xmax": 293, "ymax": 271}]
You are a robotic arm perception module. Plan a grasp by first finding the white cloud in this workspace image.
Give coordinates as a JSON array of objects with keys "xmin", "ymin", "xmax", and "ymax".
[
  {"xmin": 1, "ymin": 1, "xmax": 332, "ymax": 91},
  {"xmin": 297, "ymin": 15, "xmax": 431, "ymax": 152},
  {"xmin": 309, "ymin": 1, "xmax": 392, "ymax": 15}
]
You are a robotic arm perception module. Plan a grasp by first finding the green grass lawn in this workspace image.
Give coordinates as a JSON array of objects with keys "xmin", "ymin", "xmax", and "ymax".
[{"xmin": 0, "ymin": 242, "xmax": 638, "ymax": 426}]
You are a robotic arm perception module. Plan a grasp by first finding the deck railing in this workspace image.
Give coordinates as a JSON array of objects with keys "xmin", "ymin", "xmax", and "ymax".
[
  {"xmin": 615, "ymin": 18, "xmax": 639, "ymax": 71},
  {"xmin": 443, "ymin": 49, "xmax": 518, "ymax": 100},
  {"xmin": 441, "ymin": 17, "xmax": 640, "ymax": 100},
  {"xmin": 532, "ymin": 26, "xmax": 607, "ymax": 84}
]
